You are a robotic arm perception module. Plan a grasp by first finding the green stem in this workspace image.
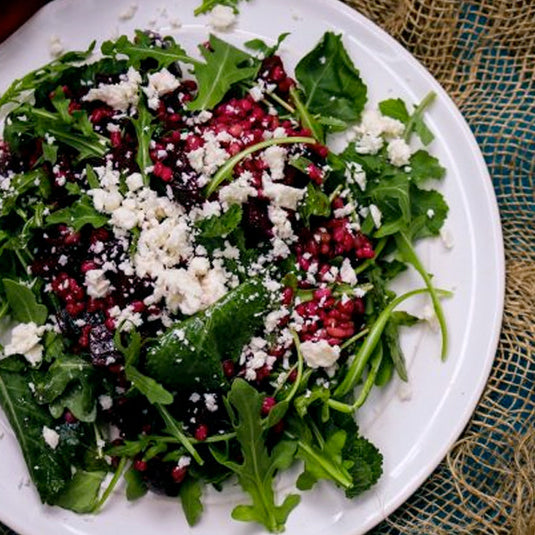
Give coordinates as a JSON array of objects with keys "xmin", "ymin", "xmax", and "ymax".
[
  {"xmin": 157, "ymin": 405, "xmax": 204, "ymax": 465},
  {"xmin": 395, "ymin": 231, "xmax": 449, "ymax": 360},
  {"xmin": 91, "ymin": 457, "xmax": 127, "ymax": 513},
  {"xmin": 340, "ymin": 328, "xmax": 369, "ymax": 350},
  {"xmin": 353, "ymin": 344, "xmax": 383, "ymax": 408},
  {"xmin": 206, "ymin": 136, "xmax": 316, "ymax": 196},
  {"xmin": 403, "ymin": 91, "xmax": 436, "ymax": 143},
  {"xmin": 265, "ymin": 91, "xmax": 295, "ymax": 114},
  {"xmin": 334, "ymin": 287, "xmax": 451, "ymax": 398},
  {"xmin": 190, "ymin": 431, "xmax": 236, "ymax": 445},
  {"xmin": 289, "ymin": 86, "xmax": 323, "ymax": 142},
  {"xmin": 0, "ymin": 302, "xmax": 8, "ymax": 320},
  {"xmin": 287, "ymin": 330, "xmax": 305, "ymax": 402},
  {"xmin": 328, "ymin": 184, "xmax": 343, "ymax": 203}
]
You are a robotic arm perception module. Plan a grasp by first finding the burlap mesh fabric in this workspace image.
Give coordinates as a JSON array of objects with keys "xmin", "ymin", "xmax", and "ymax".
[{"xmin": 1, "ymin": 1, "xmax": 533, "ymax": 534}]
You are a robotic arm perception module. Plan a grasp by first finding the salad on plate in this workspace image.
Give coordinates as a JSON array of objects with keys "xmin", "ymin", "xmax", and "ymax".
[{"xmin": 0, "ymin": 25, "xmax": 449, "ymax": 533}]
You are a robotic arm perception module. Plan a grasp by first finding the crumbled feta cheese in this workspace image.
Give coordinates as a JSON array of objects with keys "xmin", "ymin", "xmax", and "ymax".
[
  {"xmin": 340, "ymin": 258, "xmax": 357, "ymax": 285},
  {"xmin": 98, "ymin": 395, "xmax": 113, "ymax": 410},
  {"xmin": 126, "ymin": 172, "xmax": 144, "ymax": 192},
  {"xmin": 397, "ymin": 382, "xmax": 413, "ymax": 401},
  {"xmin": 118, "ymin": 3, "xmax": 138, "ymax": 21},
  {"xmin": 440, "ymin": 228, "xmax": 454, "ymax": 249},
  {"xmin": 219, "ymin": 171, "xmax": 257, "ymax": 205},
  {"xmin": 108, "ymin": 305, "xmax": 143, "ymax": 332},
  {"xmin": 263, "ymin": 145, "xmax": 287, "ymax": 180},
  {"xmin": 268, "ymin": 206, "xmax": 295, "ymax": 240},
  {"xmin": 300, "ymin": 340, "xmax": 341, "ymax": 369},
  {"xmin": 83, "ymin": 67, "xmax": 141, "ymax": 112},
  {"xmin": 344, "ymin": 161, "xmax": 367, "ymax": 191},
  {"xmin": 262, "ymin": 177, "xmax": 305, "ymax": 211},
  {"xmin": 209, "ymin": 5, "xmax": 236, "ymax": 30},
  {"xmin": 369, "ymin": 204, "xmax": 383, "ymax": 228},
  {"xmin": 49, "ymin": 35, "xmax": 64, "ymax": 57},
  {"xmin": 84, "ymin": 269, "xmax": 112, "ymax": 298},
  {"xmin": 143, "ymin": 68, "xmax": 180, "ymax": 110},
  {"xmin": 354, "ymin": 133, "xmax": 384, "ymax": 155},
  {"xmin": 427, "ymin": 208, "xmax": 435, "ymax": 219},
  {"xmin": 421, "ymin": 304, "xmax": 439, "ymax": 331},
  {"xmin": 387, "ymin": 138, "xmax": 412, "ymax": 167},
  {"xmin": 178, "ymin": 455, "xmax": 191, "ymax": 468},
  {"xmin": 3, "ymin": 322, "xmax": 46, "ymax": 366},
  {"xmin": 204, "ymin": 393, "xmax": 218, "ymax": 412},
  {"xmin": 42, "ymin": 426, "xmax": 60, "ymax": 450}
]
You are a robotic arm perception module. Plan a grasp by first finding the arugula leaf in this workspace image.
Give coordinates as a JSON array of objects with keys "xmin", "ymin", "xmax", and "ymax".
[
  {"xmin": 146, "ymin": 279, "xmax": 269, "ymax": 390},
  {"xmin": 299, "ymin": 183, "xmax": 331, "ymax": 226},
  {"xmin": 295, "ymin": 32, "xmax": 367, "ymax": 125},
  {"xmin": 0, "ymin": 169, "xmax": 48, "ymax": 218},
  {"xmin": 2, "ymin": 279, "xmax": 48, "ymax": 325},
  {"xmin": 194, "ymin": 0, "xmax": 249, "ymax": 15},
  {"xmin": 126, "ymin": 366, "xmax": 174, "ymax": 405},
  {"xmin": 101, "ymin": 31, "xmax": 192, "ymax": 71},
  {"xmin": 409, "ymin": 149, "xmax": 446, "ymax": 184},
  {"xmin": 211, "ymin": 379, "xmax": 300, "ymax": 533},
  {"xmin": 408, "ymin": 185, "xmax": 448, "ymax": 240},
  {"xmin": 180, "ymin": 477, "xmax": 204, "ymax": 527},
  {"xmin": 197, "ymin": 204, "xmax": 242, "ymax": 238},
  {"xmin": 188, "ymin": 35, "xmax": 260, "ymax": 111},
  {"xmin": 49, "ymin": 382, "xmax": 97, "ymax": 423},
  {"xmin": 131, "ymin": 98, "xmax": 155, "ymax": 184},
  {"xmin": 46, "ymin": 196, "xmax": 108, "ymax": 232},
  {"xmin": 0, "ymin": 369, "xmax": 72, "ymax": 503},
  {"xmin": 380, "ymin": 92, "xmax": 436, "ymax": 145},
  {"xmin": 245, "ymin": 33, "xmax": 290, "ymax": 58},
  {"xmin": 55, "ymin": 470, "xmax": 106, "ymax": 513},
  {"xmin": 0, "ymin": 42, "xmax": 95, "ymax": 108}
]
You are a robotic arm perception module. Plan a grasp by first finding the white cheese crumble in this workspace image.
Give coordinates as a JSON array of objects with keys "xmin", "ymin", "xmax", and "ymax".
[
  {"xmin": 263, "ymin": 146, "xmax": 287, "ymax": 180},
  {"xmin": 369, "ymin": 204, "xmax": 383, "ymax": 229},
  {"xmin": 209, "ymin": 5, "xmax": 237, "ymax": 30},
  {"xmin": 3, "ymin": 323, "xmax": 46, "ymax": 366},
  {"xmin": 262, "ymin": 176, "xmax": 305, "ymax": 211},
  {"xmin": 49, "ymin": 35, "xmax": 64, "ymax": 58},
  {"xmin": 219, "ymin": 171, "xmax": 257, "ymax": 205},
  {"xmin": 300, "ymin": 340, "xmax": 341, "ymax": 369},
  {"xmin": 339, "ymin": 258, "xmax": 357, "ymax": 285},
  {"xmin": 143, "ymin": 68, "xmax": 180, "ymax": 110},
  {"xmin": 204, "ymin": 393, "xmax": 218, "ymax": 412},
  {"xmin": 387, "ymin": 138, "xmax": 412, "ymax": 167},
  {"xmin": 440, "ymin": 228, "xmax": 454, "ymax": 249},
  {"xmin": 84, "ymin": 269, "xmax": 112, "ymax": 298},
  {"xmin": 118, "ymin": 3, "xmax": 138, "ymax": 21},
  {"xmin": 83, "ymin": 67, "xmax": 141, "ymax": 112},
  {"xmin": 42, "ymin": 426, "xmax": 60, "ymax": 450},
  {"xmin": 98, "ymin": 395, "xmax": 113, "ymax": 410}
]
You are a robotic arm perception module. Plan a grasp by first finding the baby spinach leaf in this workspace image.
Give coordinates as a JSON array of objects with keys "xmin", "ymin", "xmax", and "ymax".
[
  {"xmin": 188, "ymin": 35, "xmax": 260, "ymax": 111},
  {"xmin": 146, "ymin": 279, "xmax": 269, "ymax": 390},
  {"xmin": 211, "ymin": 379, "xmax": 300, "ymax": 533},
  {"xmin": 180, "ymin": 477, "xmax": 204, "ymax": 526},
  {"xmin": 0, "ymin": 369, "xmax": 71, "ymax": 503},
  {"xmin": 2, "ymin": 279, "xmax": 48, "ymax": 325},
  {"xmin": 124, "ymin": 467, "xmax": 148, "ymax": 501},
  {"xmin": 101, "ymin": 31, "xmax": 192, "ymax": 71},
  {"xmin": 299, "ymin": 183, "xmax": 331, "ymax": 226},
  {"xmin": 197, "ymin": 204, "xmax": 242, "ymax": 238},
  {"xmin": 55, "ymin": 470, "xmax": 106, "ymax": 513},
  {"xmin": 295, "ymin": 32, "xmax": 367, "ymax": 125},
  {"xmin": 46, "ymin": 196, "xmax": 108, "ymax": 232}
]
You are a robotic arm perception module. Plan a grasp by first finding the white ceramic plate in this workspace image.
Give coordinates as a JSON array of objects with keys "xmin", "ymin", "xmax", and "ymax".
[{"xmin": 0, "ymin": 1, "xmax": 504, "ymax": 534}]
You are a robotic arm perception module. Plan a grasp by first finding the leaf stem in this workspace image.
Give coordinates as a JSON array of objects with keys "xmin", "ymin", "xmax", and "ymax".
[
  {"xmin": 265, "ymin": 91, "xmax": 295, "ymax": 114},
  {"xmin": 91, "ymin": 457, "xmax": 127, "ymax": 513},
  {"xmin": 157, "ymin": 405, "xmax": 204, "ymax": 465},
  {"xmin": 340, "ymin": 328, "xmax": 369, "ymax": 350},
  {"xmin": 403, "ymin": 91, "xmax": 436, "ymax": 143},
  {"xmin": 206, "ymin": 136, "xmax": 316, "ymax": 196},
  {"xmin": 334, "ymin": 287, "xmax": 452, "ymax": 398}
]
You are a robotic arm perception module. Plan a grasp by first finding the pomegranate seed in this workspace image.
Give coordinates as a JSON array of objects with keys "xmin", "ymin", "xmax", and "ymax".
[
  {"xmin": 110, "ymin": 131, "xmax": 121, "ymax": 147},
  {"xmin": 64, "ymin": 231, "xmax": 81, "ymax": 245},
  {"xmin": 153, "ymin": 161, "xmax": 173, "ymax": 182},
  {"xmin": 108, "ymin": 364, "xmax": 123, "ymax": 375},
  {"xmin": 185, "ymin": 135, "xmax": 203, "ymax": 151},
  {"xmin": 105, "ymin": 317, "xmax": 115, "ymax": 331},
  {"xmin": 66, "ymin": 302, "xmax": 81, "ymax": 316},
  {"xmin": 271, "ymin": 65, "xmax": 285, "ymax": 81},
  {"xmin": 326, "ymin": 326, "xmax": 350, "ymax": 338},
  {"xmin": 171, "ymin": 466, "xmax": 187, "ymax": 483},
  {"xmin": 278, "ymin": 78, "xmax": 295, "ymax": 93},
  {"xmin": 338, "ymin": 299, "xmax": 355, "ymax": 315},
  {"xmin": 64, "ymin": 411, "xmax": 77, "ymax": 424},
  {"xmin": 288, "ymin": 369, "xmax": 298, "ymax": 383},
  {"xmin": 261, "ymin": 397, "xmax": 277, "ymax": 416},
  {"xmin": 194, "ymin": 424, "xmax": 208, "ymax": 441},
  {"xmin": 81, "ymin": 260, "xmax": 98, "ymax": 273},
  {"xmin": 228, "ymin": 123, "xmax": 243, "ymax": 137},
  {"xmin": 273, "ymin": 420, "xmax": 284, "ymax": 434},
  {"xmin": 133, "ymin": 459, "xmax": 147, "ymax": 472},
  {"xmin": 255, "ymin": 365, "xmax": 271, "ymax": 381},
  {"xmin": 353, "ymin": 298, "xmax": 365, "ymax": 315},
  {"xmin": 130, "ymin": 300, "xmax": 145, "ymax": 313},
  {"xmin": 313, "ymin": 288, "xmax": 331, "ymax": 300},
  {"xmin": 91, "ymin": 228, "xmax": 110, "ymax": 243},
  {"xmin": 312, "ymin": 143, "xmax": 329, "ymax": 158},
  {"xmin": 222, "ymin": 359, "xmax": 235, "ymax": 377}
]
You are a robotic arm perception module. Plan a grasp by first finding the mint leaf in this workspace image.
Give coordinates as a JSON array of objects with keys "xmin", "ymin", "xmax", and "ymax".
[
  {"xmin": 188, "ymin": 35, "xmax": 259, "ymax": 111},
  {"xmin": 180, "ymin": 478, "xmax": 204, "ymax": 526},
  {"xmin": 3, "ymin": 279, "xmax": 48, "ymax": 325},
  {"xmin": 46, "ymin": 196, "xmax": 108, "ymax": 232},
  {"xmin": 296, "ymin": 32, "xmax": 367, "ymax": 125},
  {"xmin": 211, "ymin": 379, "xmax": 300, "ymax": 533}
]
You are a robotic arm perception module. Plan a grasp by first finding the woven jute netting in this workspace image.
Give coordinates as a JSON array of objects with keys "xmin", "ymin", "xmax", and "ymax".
[
  {"xmin": 1, "ymin": 1, "xmax": 533, "ymax": 535},
  {"xmin": 339, "ymin": 0, "xmax": 534, "ymax": 533}
]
